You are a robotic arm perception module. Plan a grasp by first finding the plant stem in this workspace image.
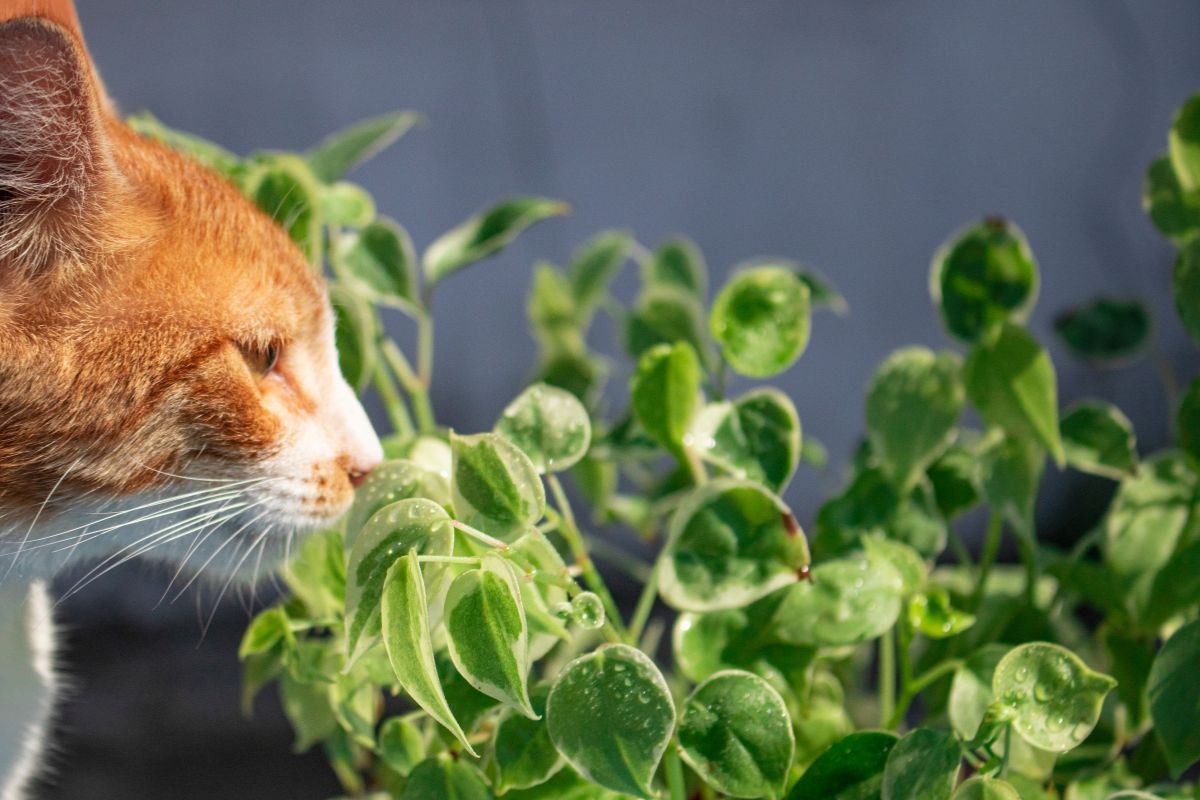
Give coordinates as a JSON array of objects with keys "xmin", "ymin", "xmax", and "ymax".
[
  {"xmin": 546, "ymin": 474, "xmax": 627, "ymax": 639},
  {"xmin": 879, "ymin": 628, "xmax": 896, "ymax": 728},
  {"xmin": 417, "ymin": 311, "xmax": 434, "ymax": 387},
  {"xmin": 627, "ymin": 563, "xmax": 660, "ymax": 646},
  {"xmin": 382, "ymin": 339, "xmax": 436, "ymax": 435},
  {"xmin": 887, "ymin": 657, "xmax": 965, "ymax": 729},
  {"xmin": 450, "ymin": 520, "xmax": 510, "ymax": 550},
  {"xmin": 664, "ymin": 746, "xmax": 686, "ymax": 800},
  {"xmin": 372, "ymin": 355, "xmax": 415, "ymax": 439},
  {"xmin": 681, "ymin": 445, "xmax": 708, "ymax": 486},
  {"xmin": 1014, "ymin": 527, "xmax": 1040, "ymax": 607},
  {"xmin": 971, "ymin": 512, "xmax": 1004, "ymax": 611}
]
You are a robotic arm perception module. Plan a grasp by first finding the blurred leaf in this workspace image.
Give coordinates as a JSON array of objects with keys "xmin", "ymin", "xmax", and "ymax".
[
  {"xmin": 795, "ymin": 264, "xmax": 848, "ymax": 315},
  {"xmin": 1148, "ymin": 618, "xmax": 1200, "ymax": 777},
  {"xmin": 127, "ymin": 110, "xmax": 240, "ymax": 174},
  {"xmin": 881, "ymin": 728, "xmax": 961, "ymax": 800},
  {"xmin": 249, "ymin": 156, "xmax": 323, "ymax": 260},
  {"xmin": 1060, "ymin": 401, "xmax": 1138, "ymax": 480},
  {"xmin": 1168, "ymin": 93, "xmax": 1200, "ymax": 193},
  {"xmin": 1143, "ymin": 155, "xmax": 1200, "ymax": 243},
  {"xmin": 643, "ymin": 236, "xmax": 707, "ymax": 298},
  {"xmin": 1180, "ymin": 377, "xmax": 1200, "ymax": 466},
  {"xmin": 1054, "ymin": 297, "xmax": 1150, "ymax": 365},
  {"xmin": 568, "ymin": 230, "xmax": 633, "ymax": 314},
  {"xmin": 378, "ymin": 716, "xmax": 425, "ymax": 775},
  {"xmin": 279, "ymin": 671, "xmax": 337, "ymax": 753},
  {"xmin": 400, "ymin": 757, "xmax": 492, "ymax": 800},
  {"xmin": 495, "ymin": 383, "xmax": 591, "ymax": 474},
  {"xmin": 927, "ymin": 444, "xmax": 982, "ymax": 519},
  {"xmin": 489, "ymin": 685, "xmax": 563, "ymax": 793},
  {"xmin": 687, "ymin": 388, "xmax": 802, "ymax": 492},
  {"xmin": 623, "ymin": 284, "xmax": 710, "ymax": 364},
  {"xmin": 953, "ymin": 777, "xmax": 1022, "ymax": 800},
  {"xmin": 1174, "ymin": 238, "xmax": 1200, "ymax": 345},
  {"xmin": 710, "ymin": 264, "xmax": 811, "ymax": 377},
  {"xmin": 528, "ymin": 263, "xmax": 584, "ymax": 355},
  {"xmin": 329, "ymin": 283, "xmax": 379, "ymax": 392},
  {"xmin": 771, "ymin": 555, "xmax": 903, "ymax": 648},
  {"xmin": 630, "ymin": 342, "xmax": 701, "ymax": 454},
  {"xmin": 908, "ymin": 588, "xmax": 975, "ymax": 639},
  {"xmin": 424, "ymin": 197, "xmax": 569, "ymax": 287},
  {"xmin": 786, "ymin": 731, "xmax": 896, "ymax": 800},
  {"xmin": 320, "ymin": 181, "xmax": 376, "ymax": 228},
  {"xmin": 307, "ymin": 111, "xmax": 421, "ymax": 182}
]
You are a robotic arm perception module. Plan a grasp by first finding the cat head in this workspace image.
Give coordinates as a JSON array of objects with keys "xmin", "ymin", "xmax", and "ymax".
[{"xmin": 0, "ymin": 8, "xmax": 382, "ymax": 582}]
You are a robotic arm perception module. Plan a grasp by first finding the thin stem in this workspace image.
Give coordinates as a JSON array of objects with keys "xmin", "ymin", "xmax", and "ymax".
[
  {"xmin": 418, "ymin": 311, "xmax": 434, "ymax": 387},
  {"xmin": 382, "ymin": 339, "xmax": 436, "ymax": 435},
  {"xmin": 887, "ymin": 657, "xmax": 965, "ymax": 729},
  {"xmin": 1014, "ymin": 527, "xmax": 1040, "ymax": 607},
  {"xmin": 450, "ymin": 520, "xmax": 510, "ymax": 550},
  {"xmin": 971, "ymin": 512, "xmax": 1004, "ymax": 611},
  {"xmin": 546, "ymin": 474, "xmax": 627, "ymax": 639},
  {"xmin": 372, "ymin": 355, "xmax": 415, "ymax": 439},
  {"xmin": 627, "ymin": 563, "xmax": 660, "ymax": 646},
  {"xmin": 879, "ymin": 628, "xmax": 896, "ymax": 728},
  {"xmin": 681, "ymin": 445, "xmax": 708, "ymax": 486},
  {"xmin": 664, "ymin": 746, "xmax": 686, "ymax": 800},
  {"xmin": 898, "ymin": 621, "xmax": 914, "ymax": 697}
]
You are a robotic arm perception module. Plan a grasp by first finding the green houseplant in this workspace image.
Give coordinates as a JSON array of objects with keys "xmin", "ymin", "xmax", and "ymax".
[{"xmin": 129, "ymin": 90, "xmax": 1200, "ymax": 799}]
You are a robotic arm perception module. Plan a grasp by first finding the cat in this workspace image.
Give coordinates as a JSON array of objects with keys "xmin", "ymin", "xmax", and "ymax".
[{"xmin": 0, "ymin": 1, "xmax": 384, "ymax": 796}]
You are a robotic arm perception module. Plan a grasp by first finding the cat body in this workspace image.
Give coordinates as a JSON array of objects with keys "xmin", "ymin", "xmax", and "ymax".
[{"xmin": 0, "ymin": 1, "xmax": 383, "ymax": 795}]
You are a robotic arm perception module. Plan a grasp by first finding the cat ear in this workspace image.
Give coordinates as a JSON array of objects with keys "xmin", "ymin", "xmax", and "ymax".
[{"xmin": 0, "ymin": 17, "xmax": 115, "ymax": 276}]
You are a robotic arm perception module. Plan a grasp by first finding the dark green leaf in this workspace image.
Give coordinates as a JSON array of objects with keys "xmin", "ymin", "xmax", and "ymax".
[
  {"xmin": 687, "ymin": 388, "xmax": 802, "ymax": 492},
  {"xmin": 1174, "ymin": 238, "xmax": 1200, "ymax": 345},
  {"xmin": 1060, "ymin": 401, "xmax": 1138, "ymax": 480},
  {"xmin": 643, "ymin": 236, "xmax": 707, "ymax": 298},
  {"xmin": 450, "ymin": 432, "xmax": 546, "ymax": 541},
  {"xmin": 1178, "ymin": 376, "xmax": 1200, "ymax": 466},
  {"xmin": 489, "ymin": 686, "xmax": 563, "ymax": 793},
  {"xmin": 307, "ymin": 111, "xmax": 421, "ymax": 182},
  {"xmin": 329, "ymin": 283, "xmax": 379, "ymax": 392},
  {"xmin": 1148, "ymin": 618, "xmax": 1200, "ymax": 777},
  {"xmin": 568, "ymin": 230, "xmax": 633, "ymax": 314},
  {"xmin": 1142, "ymin": 155, "xmax": 1200, "ymax": 243},
  {"xmin": 249, "ymin": 156, "xmax": 322, "ymax": 260},
  {"xmin": 1054, "ymin": 297, "xmax": 1150, "ymax": 364},
  {"xmin": 927, "ymin": 444, "xmax": 982, "ymax": 519},
  {"xmin": 623, "ymin": 284, "xmax": 710, "ymax": 364},
  {"xmin": 881, "ymin": 728, "xmax": 961, "ymax": 800},
  {"xmin": 786, "ymin": 731, "xmax": 897, "ymax": 800},
  {"xmin": 795, "ymin": 265, "xmax": 848, "ymax": 315},
  {"xmin": 979, "ymin": 433, "xmax": 1044, "ymax": 538},
  {"xmin": 710, "ymin": 264, "xmax": 811, "ymax": 377},
  {"xmin": 424, "ymin": 197, "xmax": 569, "ymax": 286},
  {"xmin": 400, "ymin": 757, "xmax": 493, "ymax": 800},
  {"xmin": 336, "ymin": 219, "xmax": 418, "ymax": 313}
]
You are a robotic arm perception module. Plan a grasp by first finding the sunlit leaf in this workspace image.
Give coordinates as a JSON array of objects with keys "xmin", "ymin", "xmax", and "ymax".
[
  {"xmin": 451, "ymin": 432, "xmax": 546, "ymax": 541},
  {"xmin": 307, "ymin": 111, "xmax": 421, "ymax": 182},
  {"xmin": 687, "ymin": 388, "xmax": 802, "ymax": 492},
  {"xmin": 1169, "ymin": 93, "xmax": 1200, "ymax": 193},
  {"xmin": 630, "ymin": 341, "xmax": 701, "ymax": 455},
  {"xmin": 344, "ymin": 460, "xmax": 451, "ymax": 547},
  {"xmin": 710, "ymin": 264, "xmax": 811, "ymax": 377},
  {"xmin": 771, "ymin": 555, "xmax": 903, "ymax": 648},
  {"xmin": 424, "ymin": 197, "xmax": 569, "ymax": 287},
  {"xmin": 908, "ymin": 587, "xmax": 974, "ymax": 639},
  {"xmin": 1143, "ymin": 155, "xmax": 1200, "ymax": 243},
  {"xmin": 1060, "ymin": 400, "xmax": 1138, "ymax": 480},
  {"xmin": 495, "ymin": 383, "xmax": 592, "ymax": 473}
]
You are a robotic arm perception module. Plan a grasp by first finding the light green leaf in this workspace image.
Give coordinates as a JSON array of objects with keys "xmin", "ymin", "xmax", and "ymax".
[
  {"xmin": 1179, "ymin": 376, "xmax": 1200, "ymax": 467},
  {"xmin": 1060, "ymin": 401, "xmax": 1138, "ymax": 480},
  {"xmin": 528, "ymin": 263, "xmax": 584, "ymax": 356},
  {"xmin": 1148, "ymin": 618, "xmax": 1200, "ymax": 777},
  {"xmin": 568, "ymin": 230, "xmax": 633, "ymax": 313},
  {"xmin": 953, "ymin": 777, "xmax": 1022, "ymax": 800},
  {"xmin": 950, "ymin": 645, "xmax": 1013, "ymax": 741},
  {"xmin": 678, "ymin": 670, "xmax": 795, "ymax": 799},
  {"xmin": 489, "ymin": 685, "xmax": 564, "ymax": 793},
  {"xmin": 930, "ymin": 218, "xmax": 1039, "ymax": 343},
  {"xmin": 866, "ymin": 347, "xmax": 964, "ymax": 490},
  {"xmin": 1143, "ymin": 155, "xmax": 1200, "ymax": 243},
  {"xmin": 307, "ymin": 111, "xmax": 421, "ymax": 182},
  {"xmin": 344, "ymin": 498, "xmax": 454, "ymax": 665},
  {"xmin": 248, "ymin": 156, "xmax": 322, "ymax": 260},
  {"xmin": 378, "ymin": 716, "xmax": 426, "ymax": 775},
  {"xmin": 546, "ymin": 644, "xmax": 675, "ymax": 799},
  {"xmin": 907, "ymin": 587, "xmax": 975, "ymax": 639},
  {"xmin": 1169, "ymin": 94, "xmax": 1200, "ymax": 193},
  {"xmin": 332, "ymin": 672, "xmax": 379, "ymax": 748},
  {"xmin": 451, "ymin": 432, "xmax": 546, "ymax": 541},
  {"xmin": 424, "ymin": 197, "xmax": 569, "ymax": 287},
  {"xmin": 686, "ymin": 388, "xmax": 802, "ymax": 492},
  {"xmin": 672, "ymin": 597, "xmax": 814, "ymax": 689},
  {"xmin": 509, "ymin": 531, "xmax": 570, "ymax": 661},
  {"xmin": 495, "ymin": 383, "xmax": 592, "ymax": 474},
  {"xmin": 279, "ymin": 671, "xmax": 337, "ymax": 753},
  {"xmin": 239, "ymin": 606, "xmax": 293, "ymax": 659},
  {"xmin": 284, "ymin": 528, "xmax": 346, "ymax": 619},
  {"xmin": 862, "ymin": 534, "xmax": 928, "ymax": 595},
  {"xmin": 623, "ymin": 284, "xmax": 711, "ymax": 363},
  {"xmin": 445, "ymin": 552, "xmax": 535, "ymax": 718},
  {"xmin": 881, "ymin": 728, "xmax": 961, "ymax": 800},
  {"xmin": 630, "ymin": 341, "xmax": 701, "ymax": 454},
  {"xmin": 979, "ymin": 433, "xmax": 1044, "ymax": 538},
  {"xmin": 336, "ymin": 219, "xmax": 418, "ymax": 313},
  {"xmin": 1054, "ymin": 298, "xmax": 1150, "ymax": 365},
  {"xmin": 1174, "ymin": 238, "xmax": 1200, "ymax": 345},
  {"xmin": 126, "ymin": 111, "xmax": 240, "ymax": 175},
  {"xmin": 329, "ymin": 282, "xmax": 379, "ymax": 392},
  {"xmin": 658, "ymin": 479, "xmax": 809, "ymax": 612},
  {"xmin": 381, "ymin": 551, "xmax": 475, "ymax": 756},
  {"xmin": 320, "ymin": 180, "xmax": 376, "ymax": 228},
  {"xmin": 400, "ymin": 757, "xmax": 492, "ymax": 800},
  {"xmin": 771, "ymin": 555, "xmax": 904, "ymax": 647},
  {"xmin": 710, "ymin": 264, "xmax": 811, "ymax": 378},
  {"xmin": 344, "ymin": 460, "xmax": 451, "ymax": 547},
  {"xmin": 993, "ymin": 642, "xmax": 1116, "ymax": 753},
  {"xmin": 965, "ymin": 323, "xmax": 1064, "ymax": 466},
  {"xmin": 643, "ymin": 236, "xmax": 707, "ymax": 298},
  {"xmin": 786, "ymin": 731, "xmax": 896, "ymax": 800}
]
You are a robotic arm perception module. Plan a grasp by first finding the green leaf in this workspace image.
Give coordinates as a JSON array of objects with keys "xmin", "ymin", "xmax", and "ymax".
[
  {"xmin": 381, "ymin": 551, "xmax": 475, "ymax": 756},
  {"xmin": 239, "ymin": 606, "xmax": 293, "ymax": 659},
  {"xmin": 336, "ymin": 219, "xmax": 419, "ymax": 313},
  {"xmin": 812, "ymin": 467, "xmax": 899, "ymax": 558},
  {"xmin": 509, "ymin": 531, "xmax": 570, "ymax": 661},
  {"xmin": 284, "ymin": 528, "xmax": 346, "ymax": 619},
  {"xmin": 332, "ymin": 671, "xmax": 379, "ymax": 748},
  {"xmin": 965, "ymin": 323, "xmax": 1064, "ymax": 466},
  {"xmin": 307, "ymin": 111, "xmax": 421, "ymax": 182},
  {"xmin": 908, "ymin": 587, "xmax": 975, "ymax": 639},
  {"xmin": 279, "ymin": 671, "xmax": 337, "ymax": 753},
  {"xmin": 927, "ymin": 444, "xmax": 982, "ymax": 519},
  {"xmin": 623, "ymin": 284, "xmax": 711, "ymax": 364},
  {"xmin": 1169, "ymin": 94, "xmax": 1200, "ymax": 193},
  {"xmin": 400, "ymin": 757, "xmax": 492, "ymax": 800},
  {"xmin": 710, "ymin": 264, "xmax": 812, "ymax": 377},
  {"xmin": 495, "ymin": 383, "xmax": 592, "ymax": 474},
  {"xmin": 344, "ymin": 459, "xmax": 452, "ymax": 547},
  {"xmin": 952, "ymin": 777, "xmax": 1022, "ymax": 800},
  {"xmin": 1148, "ymin": 618, "xmax": 1200, "ymax": 777},
  {"xmin": 489, "ymin": 685, "xmax": 563, "ymax": 793},
  {"xmin": 771, "ymin": 555, "xmax": 904, "ymax": 647},
  {"xmin": 126, "ymin": 111, "xmax": 241, "ymax": 175},
  {"xmin": 451, "ymin": 432, "xmax": 547, "ymax": 541},
  {"xmin": 630, "ymin": 342, "xmax": 701, "ymax": 454},
  {"xmin": 678, "ymin": 670, "xmax": 794, "ymax": 799},
  {"xmin": 344, "ymin": 498, "xmax": 454, "ymax": 665},
  {"xmin": 1053, "ymin": 297, "xmax": 1150, "ymax": 364},
  {"xmin": 536, "ymin": 350, "xmax": 606, "ymax": 409},
  {"xmin": 242, "ymin": 649, "xmax": 283, "ymax": 716},
  {"xmin": 1060, "ymin": 401, "xmax": 1138, "ymax": 480},
  {"xmin": 1179, "ymin": 376, "xmax": 1200, "ymax": 466},
  {"xmin": 568, "ymin": 230, "xmax": 633, "ymax": 314},
  {"xmin": 249, "ymin": 156, "xmax": 322, "ymax": 260},
  {"xmin": 862, "ymin": 534, "xmax": 928, "ymax": 595},
  {"xmin": 329, "ymin": 283, "xmax": 379, "ymax": 392},
  {"xmin": 378, "ymin": 716, "xmax": 426, "ymax": 775},
  {"xmin": 866, "ymin": 347, "xmax": 964, "ymax": 490},
  {"xmin": 979, "ymin": 433, "xmax": 1044, "ymax": 537},
  {"xmin": 528, "ymin": 263, "xmax": 584, "ymax": 355},
  {"xmin": 881, "ymin": 728, "xmax": 961, "ymax": 800},
  {"xmin": 950, "ymin": 645, "xmax": 1013, "ymax": 742},
  {"xmin": 424, "ymin": 197, "xmax": 569, "ymax": 287},
  {"xmin": 672, "ymin": 596, "xmax": 814, "ymax": 689},
  {"xmin": 930, "ymin": 217, "xmax": 1039, "ymax": 343},
  {"xmin": 643, "ymin": 236, "xmax": 707, "ymax": 298},
  {"xmin": 1143, "ymin": 155, "xmax": 1200, "ymax": 243},
  {"xmin": 795, "ymin": 265, "xmax": 848, "ymax": 315},
  {"xmin": 658, "ymin": 479, "xmax": 810, "ymax": 612},
  {"xmin": 687, "ymin": 388, "xmax": 802, "ymax": 492},
  {"xmin": 1174, "ymin": 238, "xmax": 1200, "ymax": 345},
  {"xmin": 445, "ymin": 552, "xmax": 535, "ymax": 718},
  {"xmin": 546, "ymin": 645, "xmax": 674, "ymax": 799},
  {"xmin": 993, "ymin": 642, "xmax": 1116, "ymax": 753},
  {"xmin": 786, "ymin": 731, "xmax": 896, "ymax": 800},
  {"xmin": 320, "ymin": 180, "xmax": 376, "ymax": 228}
]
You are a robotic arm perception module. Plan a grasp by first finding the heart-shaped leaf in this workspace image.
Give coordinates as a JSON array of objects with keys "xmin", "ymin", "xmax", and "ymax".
[
  {"xmin": 687, "ymin": 388, "xmax": 802, "ymax": 492},
  {"xmin": 907, "ymin": 587, "xmax": 975, "ymax": 639},
  {"xmin": 993, "ymin": 642, "xmax": 1116, "ymax": 753},
  {"xmin": 643, "ymin": 236, "xmax": 707, "ymax": 298},
  {"xmin": 678, "ymin": 670, "xmax": 795, "ymax": 799},
  {"xmin": 866, "ymin": 347, "xmax": 964, "ymax": 490},
  {"xmin": 381, "ymin": 551, "xmax": 474, "ymax": 756},
  {"xmin": 881, "ymin": 728, "xmax": 961, "ymax": 800},
  {"xmin": 658, "ymin": 479, "xmax": 809, "ymax": 612},
  {"xmin": 1148, "ymin": 619, "xmax": 1200, "ymax": 778},
  {"xmin": 495, "ymin": 383, "xmax": 592, "ymax": 474},
  {"xmin": 451, "ymin": 432, "xmax": 546, "ymax": 541},
  {"xmin": 786, "ymin": 731, "xmax": 897, "ymax": 800},
  {"xmin": 1060, "ymin": 400, "xmax": 1138, "ymax": 480},
  {"xmin": 546, "ymin": 644, "xmax": 675, "ymax": 799},
  {"xmin": 710, "ymin": 264, "xmax": 811, "ymax": 378},
  {"xmin": 770, "ymin": 555, "xmax": 903, "ymax": 648},
  {"xmin": 344, "ymin": 460, "xmax": 451, "ymax": 547},
  {"xmin": 444, "ymin": 552, "xmax": 535, "ymax": 718},
  {"xmin": 630, "ymin": 341, "xmax": 701, "ymax": 454},
  {"xmin": 424, "ymin": 197, "xmax": 569, "ymax": 287},
  {"xmin": 1053, "ymin": 297, "xmax": 1150, "ymax": 365},
  {"xmin": 319, "ymin": 180, "xmax": 375, "ymax": 228},
  {"xmin": 344, "ymin": 498, "xmax": 454, "ymax": 664}
]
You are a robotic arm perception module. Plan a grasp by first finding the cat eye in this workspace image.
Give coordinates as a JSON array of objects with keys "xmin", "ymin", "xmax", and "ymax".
[{"xmin": 240, "ymin": 342, "xmax": 280, "ymax": 377}]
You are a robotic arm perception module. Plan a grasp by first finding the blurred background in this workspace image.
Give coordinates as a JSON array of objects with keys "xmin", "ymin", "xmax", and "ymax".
[{"xmin": 35, "ymin": 1, "xmax": 1200, "ymax": 797}]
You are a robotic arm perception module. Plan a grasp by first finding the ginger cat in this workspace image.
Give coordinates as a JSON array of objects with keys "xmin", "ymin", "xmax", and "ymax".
[{"xmin": 0, "ymin": 1, "xmax": 383, "ymax": 795}]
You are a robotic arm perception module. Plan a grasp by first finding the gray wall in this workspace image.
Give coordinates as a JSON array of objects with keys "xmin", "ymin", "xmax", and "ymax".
[{"xmin": 39, "ymin": 2, "xmax": 1200, "ymax": 798}]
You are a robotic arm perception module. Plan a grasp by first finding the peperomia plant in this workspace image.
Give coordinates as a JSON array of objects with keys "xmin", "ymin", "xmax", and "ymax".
[{"xmin": 129, "ymin": 90, "xmax": 1200, "ymax": 800}]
